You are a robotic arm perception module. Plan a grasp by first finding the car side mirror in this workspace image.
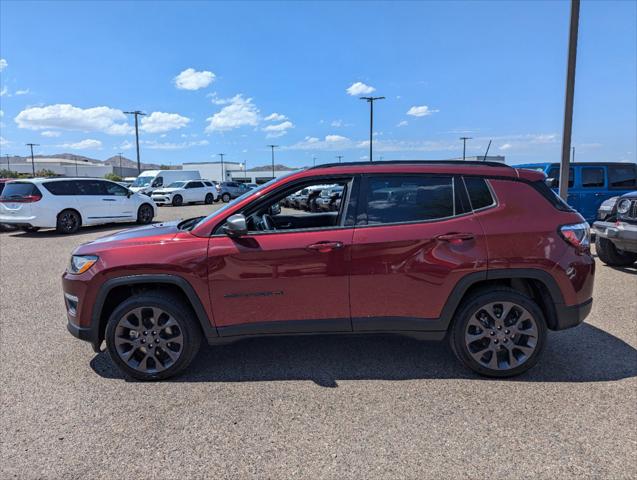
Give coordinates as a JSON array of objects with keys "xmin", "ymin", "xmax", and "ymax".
[
  {"xmin": 270, "ymin": 203, "xmax": 281, "ymax": 215},
  {"xmin": 545, "ymin": 177, "xmax": 558, "ymax": 188},
  {"xmin": 126, "ymin": 190, "xmax": 133, "ymax": 198},
  {"xmin": 223, "ymin": 214, "xmax": 248, "ymax": 237}
]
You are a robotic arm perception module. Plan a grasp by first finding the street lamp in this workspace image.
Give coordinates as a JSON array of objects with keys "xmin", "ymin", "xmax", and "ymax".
[
  {"xmin": 459, "ymin": 137, "xmax": 472, "ymax": 161},
  {"xmin": 360, "ymin": 96, "xmax": 385, "ymax": 162},
  {"xmin": 218, "ymin": 153, "xmax": 225, "ymax": 181},
  {"xmin": 267, "ymin": 145, "xmax": 278, "ymax": 179},
  {"xmin": 26, "ymin": 143, "xmax": 39, "ymax": 176}
]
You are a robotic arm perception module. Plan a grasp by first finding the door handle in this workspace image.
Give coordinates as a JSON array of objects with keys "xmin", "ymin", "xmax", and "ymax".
[
  {"xmin": 307, "ymin": 241, "xmax": 343, "ymax": 252},
  {"xmin": 102, "ymin": 198, "xmax": 116, "ymax": 202},
  {"xmin": 435, "ymin": 232, "xmax": 475, "ymax": 242}
]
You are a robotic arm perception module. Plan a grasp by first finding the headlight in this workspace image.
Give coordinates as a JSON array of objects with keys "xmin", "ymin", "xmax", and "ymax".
[
  {"xmin": 617, "ymin": 199, "xmax": 632, "ymax": 214},
  {"xmin": 68, "ymin": 255, "xmax": 98, "ymax": 274},
  {"xmin": 599, "ymin": 196, "xmax": 618, "ymax": 210}
]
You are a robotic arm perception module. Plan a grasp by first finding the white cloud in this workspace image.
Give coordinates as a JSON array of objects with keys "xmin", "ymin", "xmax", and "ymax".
[
  {"xmin": 143, "ymin": 139, "xmax": 209, "ymax": 150},
  {"xmin": 140, "ymin": 111, "xmax": 190, "ymax": 133},
  {"xmin": 15, "ymin": 88, "xmax": 30, "ymax": 95},
  {"xmin": 0, "ymin": 58, "xmax": 7, "ymax": 71},
  {"xmin": 499, "ymin": 143, "xmax": 512, "ymax": 151},
  {"xmin": 207, "ymin": 92, "xmax": 233, "ymax": 105},
  {"xmin": 263, "ymin": 120, "xmax": 294, "ymax": 138},
  {"xmin": 41, "ymin": 130, "xmax": 61, "ymax": 138},
  {"xmin": 0, "ymin": 110, "xmax": 3, "ymax": 117},
  {"xmin": 119, "ymin": 140, "xmax": 135, "ymax": 151},
  {"xmin": 397, "ymin": 120, "xmax": 408, "ymax": 127},
  {"xmin": 346, "ymin": 82, "xmax": 375, "ymax": 96},
  {"xmin": 325, "ymin": 134, "xmax": 349, "ymax": 143},
  {"xmin": 0, "ymin": 136, "xmax": 9, "ymax": 146},
  {"xmin": 406, "ymin": 105, "xmax": 439, "ymax": 117},
  {"xmin": 58, "ymin": 139, "xmax": 103, "ymax": 150},
  {"xmin": 265, "ymin": 113, "xmax": 287, "ymax": 121},
  {"xmin": 174, "ymin": 68, "xmax": 215, "ymax": 90},
  {"xmin": 15, "ymin": 104, "xmax": 132, "ymax": 135},
  {"xmin": 205, "ymin": 94, "xmax": 259, "ymax": 132},
  {"xmin": 0, "ymin": 86, "xmax": 7, "ymax": 97}
]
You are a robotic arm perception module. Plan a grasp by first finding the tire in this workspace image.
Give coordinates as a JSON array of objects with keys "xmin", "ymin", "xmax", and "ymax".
[
  {"xmin": 449, "ymin": 287, "xmax": 547, "ymax": 378},
  {"xmin": 204, "ymin": 193, "xmax": 214, "ymax": 205},
  {"xmin": 56, "ymin": 209, "xmax": 81, "ymax": 234},
  {"xmin": 595, "ymin": 236, "xmax": 637, "ymax": 266},
  {"xmin": 137, "ymin": 204, "xmax": 154, "ymax": 225},
  {"xmin": 172, "ymin": 194, "xmax": 183, "ymax": 207},
  {"xmin": 105, "ymin": 291, "xmax": 202, "ymax": 381},
  {"xmin": 221, "ymin": 193, "xmax": 231, "ymax": 203},
  {"xmin": 20, "ymin": 226, "xmax": 40, "ymax": 233}
]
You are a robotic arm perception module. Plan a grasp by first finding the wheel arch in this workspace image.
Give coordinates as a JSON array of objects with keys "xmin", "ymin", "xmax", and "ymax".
[{"xmin": 92, "ymin": 274, "xmax": 217, "ymax": 350}]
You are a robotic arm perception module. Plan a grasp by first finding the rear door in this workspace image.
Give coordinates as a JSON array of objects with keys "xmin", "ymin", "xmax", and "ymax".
[
  {"xmin": 75, "ymin": 180, "xmax": 113, "ymax": 224},
  {"xmin": 185, "ymin": 181, "xmax": 204, "ymax": 202},
  {"xmin": 349, "ymin": 174, "xmax": 488, "ymax": 331}
]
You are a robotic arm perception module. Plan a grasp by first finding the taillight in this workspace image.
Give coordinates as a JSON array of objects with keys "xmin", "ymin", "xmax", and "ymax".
[
  {"xmin": 0, "ymin": 194, "xmax": 42, "ymax": 203},
  {"xmin": 559, "ymin": 222, "xmax": 590, "ymax": 249}
]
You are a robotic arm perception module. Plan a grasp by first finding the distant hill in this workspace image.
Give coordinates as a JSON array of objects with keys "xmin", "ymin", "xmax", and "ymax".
[{"xmin": 247, "ymin": 164, "xmax": 293, "ymax": 172}]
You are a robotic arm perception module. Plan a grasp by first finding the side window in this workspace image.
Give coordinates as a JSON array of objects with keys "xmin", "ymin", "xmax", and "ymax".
[
  {"xmin": 152, "ymin": 176, "xmax": 163, "ymax": 187},
  {"xmin": 104, "ymin": 182, "xmax": 128, "ymax": 196},
  {"xmin": 582, "ymin": 167, "xmax": 605, "ymax": 188},
  {"xmin": 43, "ymin": 180, "xmax": 77, "ymax": 195},
  {"xmin": 76, "ymin": 180, "xmax": 107, "ymax": 195},
  {"xmin": 463, "ymin": 177, "xmax": 495, "ymax": 210},
  {"xmin": 547, "ymin": 166, "xmax": 574, "ymax": 188},
  {"xmin": 608, "ymin": 165, "xmax": 636, "ymax": 188},
  {"xmin": 204, "ymin": 182, "xmax": 213, "ymax": 187},
  {"xmin": 187, "ymin": 181, "xmax": 204, "ymax": 189},
  {"xmin": 362, "ymin": 175, "xmax": 456, "ymax": 225}
]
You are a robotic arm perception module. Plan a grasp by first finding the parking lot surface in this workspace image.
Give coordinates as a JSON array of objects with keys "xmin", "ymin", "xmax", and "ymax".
[{"xmin": 1, "ymin": 204, "xmax": 636, "ymax": 479}]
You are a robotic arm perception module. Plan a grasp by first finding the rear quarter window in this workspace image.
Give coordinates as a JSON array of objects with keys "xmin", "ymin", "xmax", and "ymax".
[{"xmin": 463, "ymin": 177, "xmax": 495, "ymax": 210}]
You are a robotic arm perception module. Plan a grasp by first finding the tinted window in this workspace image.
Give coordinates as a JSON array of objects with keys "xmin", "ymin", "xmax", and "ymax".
[
  {"xmin": 547, "ymin": 166, "xmax": 574, "ymax": 188},
  {"xmin": 187, "ymin": 181, "xmax": 204, "ymax": 189},
  {"xmin": 204, "ymin": 182, "xmax": 213, "ymax": 187},
  {"xmin": 152, "ymin": 176, "xmax": 164, "ymax": 187},
  {"xmin": 582, "ymin": 167, "xmax": 605, "ymax": 188},
  {"xmin": 76, "ymin": 180, "xmax": 107, "ymax": 195},
  {"xmin": 463, "ymin": 177, "xmax": 494, "ymax": 210},
  {"xmin": 104, "ymin": 182, "xmax": 129, "ymax": 196},
  {"xmin": 43, "ymin": 180, "xmax": 78, "ymax": 196},
  {"xmin": 0, "ymin": 182, "xmax": 41, "ymax": 199},
  {"xmin": 608, "ymin": 165, "xmax": 636, "ymax": 188},
  {"xmin": 363, "ymin": 175, "xmax": 456, "ymax": 225}
]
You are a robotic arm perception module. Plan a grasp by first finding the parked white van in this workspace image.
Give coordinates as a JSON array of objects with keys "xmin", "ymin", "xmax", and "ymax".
[
  {"xmin": 0, "ymin": 178, "xmax": 157, "ymax": 234},
  {"xmin": 129, "ymin": 170, "xmax": 201, "ymax": 195}
]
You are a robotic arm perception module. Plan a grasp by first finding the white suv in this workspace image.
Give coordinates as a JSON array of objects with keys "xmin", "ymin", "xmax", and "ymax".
[
  {"xmin": 0, "ymin": 178, "xmax": 157, "ymax": 234},
  {"xmin": 151, "ymin": 179, "xmax": 218, "ymax": 206}
]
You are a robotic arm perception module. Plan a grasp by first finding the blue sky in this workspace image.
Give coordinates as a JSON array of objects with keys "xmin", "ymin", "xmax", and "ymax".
[{"xmin": 1, "ymin": 0, "xmax": 635, "ymax": 168}]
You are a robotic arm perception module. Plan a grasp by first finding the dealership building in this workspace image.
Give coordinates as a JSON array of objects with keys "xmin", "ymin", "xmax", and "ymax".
[{"xmin": 182, "ymin": 161, "xmax": 296, "ymax": 184}]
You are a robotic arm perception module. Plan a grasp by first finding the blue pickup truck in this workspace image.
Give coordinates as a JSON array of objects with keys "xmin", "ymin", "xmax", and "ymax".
[{"xmin": 515, "ymin": 162, "xmax": 637, "ymax": 224}]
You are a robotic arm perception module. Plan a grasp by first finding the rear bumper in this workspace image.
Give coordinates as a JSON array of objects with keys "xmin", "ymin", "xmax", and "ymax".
[
  {"xmin": 553, "ymin": 298, "xmax": 593, "ymax": 331},
  {"xmin": 593, "ymin": 221, "xmax": 637, "ymax": 253}
]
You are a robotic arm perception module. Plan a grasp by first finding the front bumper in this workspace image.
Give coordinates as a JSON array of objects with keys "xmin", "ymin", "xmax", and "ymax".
[
  {"xmin": 151, "ymin": 195, "xmax": 171, "ymax": 205},
  {"xmin": 593, "ymin": 221, "xmax": 637, "ymax": 253}
]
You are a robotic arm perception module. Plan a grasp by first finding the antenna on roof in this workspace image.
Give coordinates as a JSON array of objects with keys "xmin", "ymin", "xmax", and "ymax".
[{"xmin": 481, "ymin": 140, "xmax": 492, "ymax": 161}]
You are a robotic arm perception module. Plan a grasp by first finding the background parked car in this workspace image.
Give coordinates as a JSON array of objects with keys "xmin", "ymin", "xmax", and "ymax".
[
  {"xmin": 316, "ymin": 185, "xmax": 344, "ymax": 211},
  {"xmin": 593, "ymin": 190, "xmax": 637, "ymax": 266},
  {"xmin": 217, "ymin": 181, "xmax": 250, "ymax": 202},
  {"xmin": 129, "ymin": 169, "xmax": 202, "ymax": 196},
  {"xmin": 151, "ymin": 179, "xmax": 218, "ymax": 206},
  {"xmin": 0, "ymin": 178, "xmax": 156, "ymax": 234},
  {"xmin": 517, "ymin": 162, "xmax": 637, "ymax": 224}
]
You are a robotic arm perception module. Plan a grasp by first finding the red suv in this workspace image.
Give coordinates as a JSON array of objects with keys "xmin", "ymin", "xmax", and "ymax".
[{"xmin": 63, "ymin": 161, "xmax": 594, "ymax": 380}]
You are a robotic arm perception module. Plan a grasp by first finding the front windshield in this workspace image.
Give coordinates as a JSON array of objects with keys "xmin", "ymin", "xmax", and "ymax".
[
  {"xmin": 192, "ymin": 171, "xmax": 299, "ymax": 230},
  {"xmin": 132, "ymin": 176, "xmax": 153, "ymax": 187},
  {"xmin": 167, "ymin": 181, "xmax": 186, "ymax": 188}
]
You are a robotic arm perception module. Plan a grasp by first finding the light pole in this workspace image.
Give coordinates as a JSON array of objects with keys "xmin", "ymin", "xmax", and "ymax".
[
  {"xmin": 336, "ymin": 155, "xmax": 343, "ymax": 163},
  {"xmin": 360, "ymin": 96, "xmax": 385, "ymax": 162},
  {"xmin": 4, "ymin": 154, "xmax": 9, "ymax": 172},
  {"xmin": 312, "ymin": 155, "xmax": 317, "ymax": 167},
  {"xmin": 75, "ymin": 155, "xmax": 79, "ymax": 177},
  {"xmin": 124, "ymin": 110, "xmax": 146, "ymax": 174},
  {"xmin": 244, "ymin": 160, "xmax": 248, "ymax": 180},
  {"xmin": 460, "ymin": 137, "xmax": 472, "ymax": 161},
  {"xmin": 218, "ymin": 153, "xmax": 225, "ymax": 181},
  {"xmin": 26, "ymin": 143, "xmax": 39, "ymax": 176},
  {"xmin": 267, "ymin": 144, "xmax": 278, "ymax": 179},
  {"xmin": 559, "ymin": 0, "xmax": 580, "ymax": 200},
  {"xmin": 118, "ymin": 152, "xmax": 123, "ymax": 176}
]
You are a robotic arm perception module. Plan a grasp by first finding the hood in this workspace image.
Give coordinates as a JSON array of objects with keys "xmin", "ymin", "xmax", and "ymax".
[
  {"xmin": 620, "ymin": 190, "xmax": 637, "ymax": 199},
  {"xmin": 74, "ymin": 221, "xmax": 182, "ymax": 253},
  {"xmin": 129, "ymin": 186, "xmax": 150, "ymax": 192}
]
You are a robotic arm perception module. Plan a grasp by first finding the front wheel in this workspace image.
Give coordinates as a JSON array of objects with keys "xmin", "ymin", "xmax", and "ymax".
[
  {"xmin": 595, "ymin": 236, "xmax": 637, "ymax": 266},
  {"xmin": 450, "ymin": 288, "xmax": 547, "ymax": 378},
  {"xmin": 105, "ymin": 292, "xmax": 202, "ymax": 381},
  {"xmin": 137, "ymin": 204, "xmax": 154, "ymax": 224},
  {"xmin": 172, "ymin": 194, "xmax": 183, "ymax": 207}
]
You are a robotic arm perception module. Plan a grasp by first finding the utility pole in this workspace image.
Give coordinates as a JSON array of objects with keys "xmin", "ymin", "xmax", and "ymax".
[
  {"xmin": 572, "ymin": 146, "xmax": 575, "ymax": 163},
  {"xmin": 118, "ymin": 152, "xmax": 123, "ymax": 176},
  {"xmin": 4, "ymin": 154, "xmax": 9, "ymax": 172},
  {"xmin": 124, "ymin": 110, "xmax": 146, "ymax": 174},
  {"xmin": 26, "ymin": 143, "xmax": 39, "ymax": 176},
  {"xmin": 559, "ymin": 0, "xmax": 580, "ymax": 201},
  {"xmin": 218, "ymin": 153, "xmax": 225, "ymax": 181},
  {"xmin": 312, "ymin": 155, "xmax": 317, "ymax": 167},
  {"xmin": 336, "ymin": 155, "xmax": 343, "ymax": 163},
  {"xmin": 360, "ymin": 96, "xmax": 385, "ymax": 162},
  {"xmin": 267, "ymin": 144, "xmax": 278, "ymax": 179},
  {"xmin": 75, "ymin": 155, "xmax": 79, "ymax": 177},
  {"xmin": 460, "ymin": 137, "xmax": 472, "ymax": 161},
  {"xmin": 244, "ymin": 160, "xmax": 247, "ymax": 180}
]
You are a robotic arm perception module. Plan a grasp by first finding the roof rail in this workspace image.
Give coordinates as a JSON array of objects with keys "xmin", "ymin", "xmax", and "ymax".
[{"xmin": 309, "ymin": 160, "xmax": 513, "ymax": 169}]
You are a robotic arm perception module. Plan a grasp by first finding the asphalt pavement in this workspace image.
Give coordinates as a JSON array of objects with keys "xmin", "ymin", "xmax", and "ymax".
[{"xmin": 1, "ymin": 204, "xmax": 636, "ymax": 479}]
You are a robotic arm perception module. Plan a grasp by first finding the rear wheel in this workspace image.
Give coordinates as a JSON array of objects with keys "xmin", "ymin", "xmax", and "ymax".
[
  {"xmin": 56, "ymin": 209, "xmax": 81, "ymax": 234},
  {"xmin": 450, "ymin": 288, "xmax": 547, "ymax": 377},
  {"xmin": 137, "ymin": 204, "xmax": 154, "ymax": 224},
  {"xmin": 204, "ymin": 193, "xmax": 214, "ymax": 205},
  {"xmin": 172, "ymin": 194, "xmax": 183, "ymax": 207},
  {"xmin": 221, "ymin": 193, "xmax": 231, "ymax": 203},
  {"xmin": 595, "ymin": 236, "xmax": 637, "ymax": 266},
  {"xmin": 105, "ymin": 292, "xmax": 202, "ymax": 381}
]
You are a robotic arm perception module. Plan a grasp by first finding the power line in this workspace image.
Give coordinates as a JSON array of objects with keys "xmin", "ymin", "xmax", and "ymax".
[
  {"xmin": 360, "ymin": 96, "xmax": 385, "ymax": 162},
  {"xmin": 459, "ymin": 137, "xmax": 472, "ymax": 161},
  {"xmin": 124, "ymin": 110, "xmax": 146, "ymax": 174},
  {"xmin": 25, "ymin": 143, "xmax": 39, "ymax": 176},
  {"xmin": 267, "ymin": 145, "xmax": 278, "ymax": 179}
]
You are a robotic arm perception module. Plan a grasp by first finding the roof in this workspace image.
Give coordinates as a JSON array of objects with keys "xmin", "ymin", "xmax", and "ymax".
[{"xmin": 516, "ymin": 162, "xmax": 637, "ymax": 167}]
